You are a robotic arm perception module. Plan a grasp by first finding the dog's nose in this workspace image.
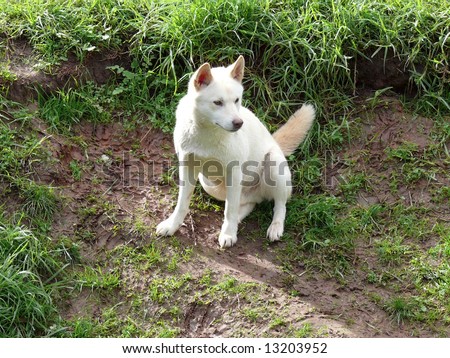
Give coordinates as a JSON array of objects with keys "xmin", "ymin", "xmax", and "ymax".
[{"xmin": 232, "ymin": 118, "xmax": 243, "ymax": 130}]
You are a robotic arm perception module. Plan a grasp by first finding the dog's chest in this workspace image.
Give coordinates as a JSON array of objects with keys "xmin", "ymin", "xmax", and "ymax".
[{"xmin": 177, "ymin": 127, "xmax": 247, "ymax": 164}]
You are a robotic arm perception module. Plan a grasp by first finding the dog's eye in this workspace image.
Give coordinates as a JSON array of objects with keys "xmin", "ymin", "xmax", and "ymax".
[
  {"xmin": 235, "ymin": 98, "xmax": 239, "ymax": 104},
  {"xmin": 213, "ymin": 100, "xmax": 223, "ymax": 106}
]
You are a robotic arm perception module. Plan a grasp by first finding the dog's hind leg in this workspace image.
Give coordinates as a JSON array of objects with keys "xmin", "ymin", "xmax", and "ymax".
[
  {"xmin": 264, "ymin": 149, "xmax": 292, "ymax": 241},
  {"xmin": 199, "ymin": 174, "xmax": 226, "ymax": 201},
  {"xmin": 238, "ymin": 202, "xmax": 256, "ymax": 222},
  {"xmin": 266, "ymin": 199, "xmax": 286, "ymax": 241}
]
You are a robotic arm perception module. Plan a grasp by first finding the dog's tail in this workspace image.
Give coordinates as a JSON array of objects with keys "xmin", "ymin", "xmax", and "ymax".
[{"xmin": 272, "ymin": 104, "xmax": 316, "ymax": 156}]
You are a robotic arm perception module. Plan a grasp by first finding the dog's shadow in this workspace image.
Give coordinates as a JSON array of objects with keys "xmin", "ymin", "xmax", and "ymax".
[{"xmin": 176, "ymin": 202, "xmax": 293, "ymax": 288}]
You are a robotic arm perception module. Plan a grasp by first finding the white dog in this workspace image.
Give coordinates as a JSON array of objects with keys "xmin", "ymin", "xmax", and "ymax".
[{"xmin": 156, "ymin": 56, "xmax": 315, "ymax": 248}]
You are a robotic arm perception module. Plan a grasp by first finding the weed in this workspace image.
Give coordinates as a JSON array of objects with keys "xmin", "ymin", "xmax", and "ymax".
[
  {"xmin": 144, "ymin": 244, "xmax": 163, "ymax": 267},
  {"xmin": 281, "ymin": 194, "xmax": 358, "ymax": 277},
  {"xmin": 432, "ymin": 186, "xmax": 450, "ymax": 203},
  {"xmin": 128, "ymin": 215, "xmax": 150, "ymax": 238},
  {"xmin": 69, "ymin": 160, "xmax": 82, "ymax": 181},
  {"xmin": 191, "ymin": 185, "xmax": 223, "ymax": 212},
  {"xmin": 338, "ymin": 172, "xmax": 368, "ymax": 199},
  {"xmin": 88, "ymin": 307, "xmax": 163, "ymax": 338},
  {"xmin": 351, "ymin": 204, "xmax": 384, "ymax": 234},
  {"xmin": 269, "ymin": 317, "xmax": 287, "ymax": 330},
  {"xmin": 165, "ymin": 247, "xmax": 192, "ymax": 272},
  {"xmin": 110, "ymin": 243, "xmax": 165, "ymax": 272},
  {"xmin": 70, "ymin": 318, "xmax": 95, "ymax": 338},
  {"xmin": 20, "ymin": 180, "xmax": 58, "ymax": 221},
  {"xmin": 365, "ymin": 87, "xmax": 395, "ymax": 109},
  {"xmin": 242, "ymin": 308, "xmax": 260, "ymax": 322},
  {"xmin": 55, "ymin": 236, "xmax": 81, "ymax": 264},
  {"xmin": 79, "ymin": 206, "xmax": 98, "ymax": 218},
  {"xmin": 376, "ymin": 236, "xmax": 412, "ymax": 266},
  {"xmin": 384, "ymin": 296, "xmax": 418, "ymax": 324},
  {"xmin": 107, "ymin": 64, "xmax": 180, "ymax": 132},
  {"xmin": 75, "ymin": 266, "xmax": 121, "ymax": 291},
  {"xmin": 402, "ymin": 164, "xmax": 430, "ymax": 183},
  {"xmin": 0, "ymin": 118, "xmax": 48, "ymax": 182},
  {"xmin": 199, "ymin": 269, "xmax": 213, "ymax": 286},
  {"xmin": 294, "ymin": 323, "xmax": 314, "ymax": 338},
  {"xmin": 75, "ymin": 229, "xmax": 96, "ymax": 243},
  {"xmin": 292, "ymin": 156, "xmax": 324, "ymax": 195},
  {"xmin": 148, "ymin": 274, "xmax": 192, "ymax": 304},
  {"xmin": 166, "ymin": 256, "xmax": 179, "ymax": 272},
  {"xmin": 366, "ymin": 270, "xmax": 380, "ymax": 285},
  {"xmin": 385, "ymin": 142, "xmax": 420, "ymax": 162}
]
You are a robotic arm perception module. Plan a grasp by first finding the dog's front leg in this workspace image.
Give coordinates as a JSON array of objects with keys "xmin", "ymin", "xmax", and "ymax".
[
  {"xmin": 219, "ymin": 163, "xmax": 242, "ymax": 248},
  {"xmin": 156, "ymin": 153, "xmax": 199, "ymax": 236}
]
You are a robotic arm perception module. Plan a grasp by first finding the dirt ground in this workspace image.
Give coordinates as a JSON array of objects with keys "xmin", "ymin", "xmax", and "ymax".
[
  {"xmin": 38, "ymin": 105, "xmax": 444, "ymax": 338},
  {"xmin": 2, "ymin": 42, "xmax": 449, "ymax": 337}
]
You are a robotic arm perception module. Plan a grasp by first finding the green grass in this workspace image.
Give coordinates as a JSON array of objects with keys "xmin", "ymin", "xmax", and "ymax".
[
  {"xmin": 0, "ymin": 218, "xmax": 72, "ymax": 337},
  {"xmin": 1, "ymin": 0, "xmax": 450, "ymax": 338},
  {"xmin": 0, "ymin": 99, "xmax": 75, "ymax": 337},
  {"xmin": 75, "ymin": 266, "xmax": 121, "ymax": 291},
  {"xmin": 0, "ymin": 115, "xmax": 45, "ymax": 178},
  {"xmin": 0, "ymin": 105, "xmax": 59, "ymax": 222},
  {"xmin": 384, "ymin": 296, "xmax": 418, "ymax": 325},
  {"xmin": 276, "ymin": 193, "xmax": 358, "ymax": 277},
  {"xmin": 376, "ymin": 236, "xmax": 412, "ymax": 265},
  {"xmin": 20, "ymin": 180, "xmax": 58, "ymax": 221},
  {"xmin": 1, "ymin": 0, "xmax": 449, "ymax": 121},
  {"xmin": 148, "ymin": 274, "xmax": 192, "ymax": 304},
  {"xmin": 69, "ymin": 160, "xmax": 82, "ymax": 181},
  {"xmin": 37, "ymin": 85, "xmax": 111, "ymax": 132}
]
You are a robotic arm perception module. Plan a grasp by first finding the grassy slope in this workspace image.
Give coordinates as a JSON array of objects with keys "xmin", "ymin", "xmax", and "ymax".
[
  {"xmin": 1, "ymin": 0, "xmax": 449, "ymax": 116},
  {"xmin": 0, "ymin": 0, "xmax": 449, "ymax": 337},
  {"xmin": 0, "ymin": 105, "xmax": 78, "ymax": 337}
]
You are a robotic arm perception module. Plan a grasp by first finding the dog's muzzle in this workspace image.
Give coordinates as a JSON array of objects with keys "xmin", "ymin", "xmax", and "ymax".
[{"xmin": 232, "ymin": 118, "xmax": 243, "ymax": 131}]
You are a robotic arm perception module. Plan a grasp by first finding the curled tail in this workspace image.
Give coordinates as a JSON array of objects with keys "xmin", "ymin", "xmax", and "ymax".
[{"xmin": 272, "ymin": 104, "xmax": 315, "ymax": 156}]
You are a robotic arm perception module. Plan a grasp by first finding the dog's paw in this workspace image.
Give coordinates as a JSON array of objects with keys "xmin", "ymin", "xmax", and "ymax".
[
  {"xmin": 267, "ymin": 221, "xmax": 284, "ymax": 242},
  {"xmin": 218, "ymin": 232, "xmax": 238, "ymax": 248},
  {"xmin": 156, "ymin": 218, "xmax": 179, "ymax": 236}
]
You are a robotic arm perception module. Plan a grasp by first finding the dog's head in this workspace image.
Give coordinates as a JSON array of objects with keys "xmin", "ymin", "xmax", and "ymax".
[{"xmin": 188, "ymin": 56, "xmax": 245, "ymax": 132}]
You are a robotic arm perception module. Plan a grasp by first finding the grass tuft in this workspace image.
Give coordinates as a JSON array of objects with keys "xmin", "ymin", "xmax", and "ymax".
[{"xmin": 0, "ymin": 219, "xmax": 69, "ymax": 337}]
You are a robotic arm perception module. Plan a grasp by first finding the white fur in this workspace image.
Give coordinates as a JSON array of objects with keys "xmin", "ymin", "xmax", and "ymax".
[{"xmin": 156, "ymin": 56, "xmax": 315, "ymax": 248}]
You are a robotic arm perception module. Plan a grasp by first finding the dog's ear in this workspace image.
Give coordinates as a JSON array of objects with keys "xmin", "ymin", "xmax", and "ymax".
[
  {"xmin": 229, "ymin": 56, "xmax": 245, "ymax": 83},
  {"xmin": 193, "ymin": 63, "xmax": 213, "ymax": 91}
]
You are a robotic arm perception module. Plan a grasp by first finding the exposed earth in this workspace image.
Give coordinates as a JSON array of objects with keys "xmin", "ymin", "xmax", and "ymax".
[{"xmin": 1, "ymin": 40, "xmax": 449, "ymax": 337}]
